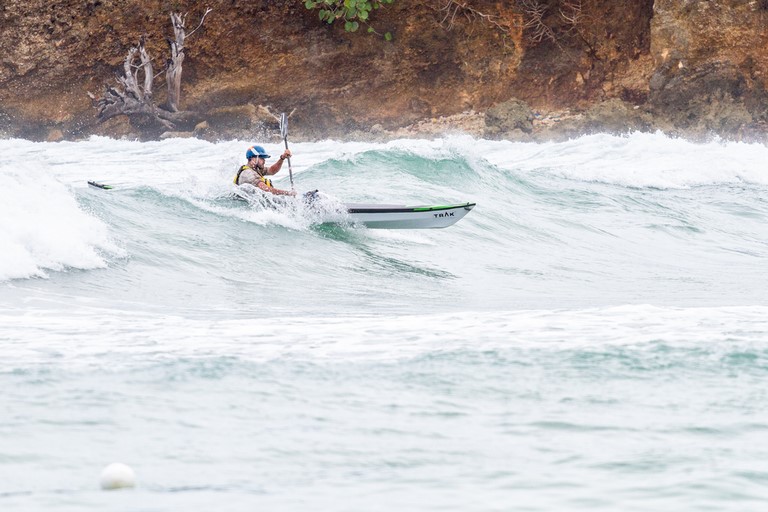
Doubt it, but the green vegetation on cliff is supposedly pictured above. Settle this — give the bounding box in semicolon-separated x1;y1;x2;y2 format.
304;0;394;39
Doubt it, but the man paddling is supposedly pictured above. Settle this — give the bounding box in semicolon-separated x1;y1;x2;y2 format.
234;145;295;196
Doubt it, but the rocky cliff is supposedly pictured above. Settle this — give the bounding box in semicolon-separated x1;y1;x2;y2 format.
0;0;766;142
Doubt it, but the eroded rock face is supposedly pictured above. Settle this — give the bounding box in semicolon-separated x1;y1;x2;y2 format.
650;62;760;137
0;0;529;140
648;0;768;139
483;0;768;142
0;0;766;141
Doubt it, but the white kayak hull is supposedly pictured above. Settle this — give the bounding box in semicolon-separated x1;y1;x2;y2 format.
87;181;476;230
342;202;476;229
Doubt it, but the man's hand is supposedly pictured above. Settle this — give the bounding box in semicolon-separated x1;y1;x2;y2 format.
280;149;292;161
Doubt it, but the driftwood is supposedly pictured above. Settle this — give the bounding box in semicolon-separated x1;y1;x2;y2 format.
165;9;211;112
88;36;173;130
88;8;212;134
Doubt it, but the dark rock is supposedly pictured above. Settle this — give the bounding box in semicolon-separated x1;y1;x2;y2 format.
583;99;654;133
46;128;65;142
484;99;534;139
649;62;764;140
195;104;279;141
193;121;209;137
532;100;653;141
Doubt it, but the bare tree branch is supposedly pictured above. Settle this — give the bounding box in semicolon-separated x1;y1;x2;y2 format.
165;13;185;112
518;0;557;43
187;7;212;39
557;0;598;57
89;8;212;135
436;0;519;34
94;36;161;125
118;47;141;101
560;0;584;29
139;39;153;101
165;8;212;112
430;0;521;51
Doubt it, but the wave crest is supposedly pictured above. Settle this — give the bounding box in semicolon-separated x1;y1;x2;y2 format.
0;167;123;281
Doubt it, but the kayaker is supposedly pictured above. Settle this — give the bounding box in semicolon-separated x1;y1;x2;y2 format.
234;145;295;196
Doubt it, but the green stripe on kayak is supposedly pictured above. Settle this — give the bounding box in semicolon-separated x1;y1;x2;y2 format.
412;203;472;212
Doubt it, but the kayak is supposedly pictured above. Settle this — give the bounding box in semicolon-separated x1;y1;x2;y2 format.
87;181;475;229
343;203;475;229
223;186;476;229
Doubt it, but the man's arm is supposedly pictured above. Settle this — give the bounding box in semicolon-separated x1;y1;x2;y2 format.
267;150;292;175
257;180;296;196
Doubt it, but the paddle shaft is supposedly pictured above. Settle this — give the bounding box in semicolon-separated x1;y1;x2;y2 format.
283;136;294;189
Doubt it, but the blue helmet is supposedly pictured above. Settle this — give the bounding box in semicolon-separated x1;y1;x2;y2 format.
246;145;270;160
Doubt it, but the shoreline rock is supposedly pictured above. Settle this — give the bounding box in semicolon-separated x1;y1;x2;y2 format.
319;98;768;145
4;100;766;146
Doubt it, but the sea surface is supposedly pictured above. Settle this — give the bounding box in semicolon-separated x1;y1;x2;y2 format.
1;133;767;511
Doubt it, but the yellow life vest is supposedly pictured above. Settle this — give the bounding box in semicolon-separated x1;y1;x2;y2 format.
234;165;272;187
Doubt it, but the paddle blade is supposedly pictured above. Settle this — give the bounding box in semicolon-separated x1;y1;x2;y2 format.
280;112;288;139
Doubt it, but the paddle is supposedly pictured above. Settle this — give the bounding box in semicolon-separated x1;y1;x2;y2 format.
279;112;294;190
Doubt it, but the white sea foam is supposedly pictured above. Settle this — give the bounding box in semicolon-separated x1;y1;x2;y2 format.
295;132;768;189
0;165;123;281
473;132;768;188
2;304;766;366
7;131;767;192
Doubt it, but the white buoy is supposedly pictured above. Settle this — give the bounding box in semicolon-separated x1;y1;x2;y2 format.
99;462;136;490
